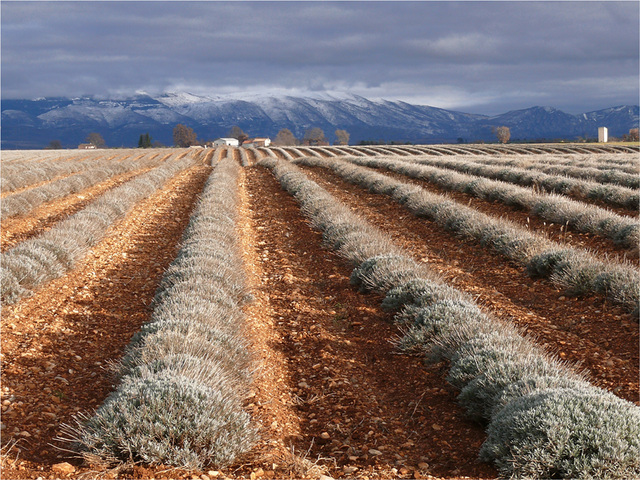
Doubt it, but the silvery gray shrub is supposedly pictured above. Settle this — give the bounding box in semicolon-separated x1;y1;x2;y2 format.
65;375;254;469
406;154;639;209
349;254;425;293
262;157;640;478
1;156;196;305
481;388;640;479
2;152;166;219
381;277;464;311
293;156;639;312
62;156;257;469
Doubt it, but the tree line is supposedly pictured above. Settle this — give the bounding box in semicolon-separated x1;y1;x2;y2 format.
44;125;638;150
272;128;350;146
172;124;351;147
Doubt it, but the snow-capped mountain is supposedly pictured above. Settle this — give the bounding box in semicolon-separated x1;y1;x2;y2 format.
1;92;638;149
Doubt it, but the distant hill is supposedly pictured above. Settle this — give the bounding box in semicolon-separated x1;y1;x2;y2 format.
1;92;638;149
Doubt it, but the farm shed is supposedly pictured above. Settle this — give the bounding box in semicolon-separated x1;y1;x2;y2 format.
253;137;271;147
242;137;271;148
213;138;240;147
78;143;96;149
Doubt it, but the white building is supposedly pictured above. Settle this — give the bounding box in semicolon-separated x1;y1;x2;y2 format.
598;127;608;143
213;138;239;147
253;137;271;147
242;137;271;148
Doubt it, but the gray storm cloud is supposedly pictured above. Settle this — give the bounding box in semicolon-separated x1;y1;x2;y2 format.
1;1;637;114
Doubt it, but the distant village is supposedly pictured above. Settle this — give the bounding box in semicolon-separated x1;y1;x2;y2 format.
73;124;637;150
209;137;271;148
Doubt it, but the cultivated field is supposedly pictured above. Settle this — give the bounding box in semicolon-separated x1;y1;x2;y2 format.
1;143;639;480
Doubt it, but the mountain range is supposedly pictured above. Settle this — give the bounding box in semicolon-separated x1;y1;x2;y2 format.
1;92;638;149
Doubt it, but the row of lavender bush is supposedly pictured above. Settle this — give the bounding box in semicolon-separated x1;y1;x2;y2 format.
260;157;640;479
462;154;639;183
449;150;639;169
1;150;63;164
1;155;197;305
403;154;639;210
337;155;639;248
1;151;168;220
294;156;639;313
407;143;638;158
1;150;133;193
60;156;256;469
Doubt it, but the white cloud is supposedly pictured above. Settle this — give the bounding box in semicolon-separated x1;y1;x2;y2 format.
407;33;502;60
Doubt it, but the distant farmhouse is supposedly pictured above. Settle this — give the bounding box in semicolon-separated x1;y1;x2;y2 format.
213;138;240;147
78;143;96;149
242;137;271;148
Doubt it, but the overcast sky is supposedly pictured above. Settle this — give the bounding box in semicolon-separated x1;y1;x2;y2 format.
1;1;638;114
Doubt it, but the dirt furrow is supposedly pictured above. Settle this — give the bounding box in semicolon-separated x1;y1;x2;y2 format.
235;164;497;479
413;159;639;216
0;153;115;198
0;165;212;479
298;165;639;404
232;147;242;163
233;167;305;478
1;167;157;252
364;164;639;262
1;172;80;200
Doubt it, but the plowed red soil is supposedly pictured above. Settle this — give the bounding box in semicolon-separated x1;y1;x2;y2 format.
1;165;213;479
0;154;110;200
234;165;496;480
1;150;637;480
296;165;639;403
1;167;158;252
360;164;638;263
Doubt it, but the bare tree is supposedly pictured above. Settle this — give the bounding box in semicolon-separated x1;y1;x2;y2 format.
303;127;327;146
173;124;198;147
273;128;298;146
494;126;511;144
627;128;639;142
86;132;106;148
335;129;350;145
45;140;63;150
228;126;249;145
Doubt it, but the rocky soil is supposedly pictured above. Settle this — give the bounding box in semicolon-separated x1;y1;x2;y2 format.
1;148;637;480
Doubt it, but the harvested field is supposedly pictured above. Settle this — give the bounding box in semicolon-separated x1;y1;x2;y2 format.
1;145;638;480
